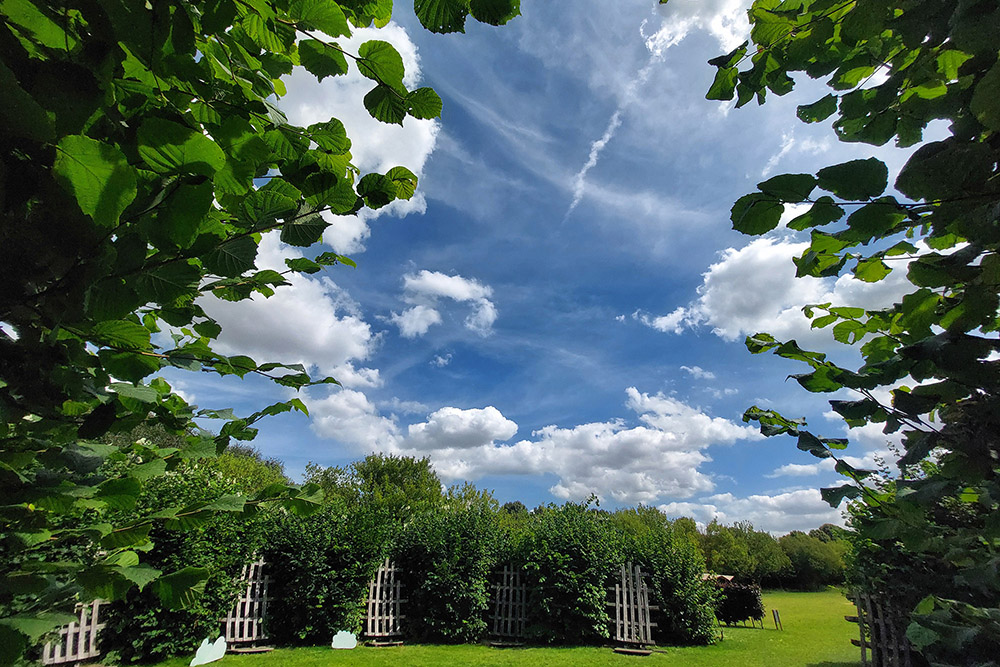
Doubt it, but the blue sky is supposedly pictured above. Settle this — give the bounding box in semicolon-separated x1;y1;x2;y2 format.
169;0;926;533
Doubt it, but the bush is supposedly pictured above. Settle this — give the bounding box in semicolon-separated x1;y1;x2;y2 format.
262;501;392;645
613;509;718;645
715;583;764;626
394;488;500;642
518;503;625;644
99;464;265;663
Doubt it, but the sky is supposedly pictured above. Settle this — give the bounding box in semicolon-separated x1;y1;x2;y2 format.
166;0;929;534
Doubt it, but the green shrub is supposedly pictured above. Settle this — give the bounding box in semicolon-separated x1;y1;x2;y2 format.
518;503;625;644
394;488;500;642
262;501;392;645
715;583;764;626
612;509;718;645
99;464;265;663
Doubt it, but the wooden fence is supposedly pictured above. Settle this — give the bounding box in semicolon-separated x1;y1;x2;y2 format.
607;563;657;645
847;591;917;667
365;558;405;638
222;557;271;647
41;599;106;666
489;564;527;639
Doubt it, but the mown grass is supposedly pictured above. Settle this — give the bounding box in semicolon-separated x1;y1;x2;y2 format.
148;588;858;666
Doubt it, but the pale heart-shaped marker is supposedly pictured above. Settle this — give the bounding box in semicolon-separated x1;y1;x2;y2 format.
331;630;357;649
190;636;227;666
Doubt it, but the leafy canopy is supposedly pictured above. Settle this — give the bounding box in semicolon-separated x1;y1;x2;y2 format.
0;0;518;661
705;0;1000;662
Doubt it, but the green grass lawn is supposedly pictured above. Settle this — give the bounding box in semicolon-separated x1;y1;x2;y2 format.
148;589;858;667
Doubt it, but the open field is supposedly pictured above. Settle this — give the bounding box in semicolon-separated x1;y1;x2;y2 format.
149;589;858;667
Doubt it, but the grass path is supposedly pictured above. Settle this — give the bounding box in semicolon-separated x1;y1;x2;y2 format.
150;588;858;666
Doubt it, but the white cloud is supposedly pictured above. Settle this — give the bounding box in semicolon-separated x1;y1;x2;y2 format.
390;270;498;337
431;353;452;367
681;365;716;380
660;488;845;534
407;406;518;451
280;22;439;254
565;1;748;218
307;385;762;505
638;236;915;346
309;388;400;448
204;234;376;377
390;304;442;338
760;131;832;177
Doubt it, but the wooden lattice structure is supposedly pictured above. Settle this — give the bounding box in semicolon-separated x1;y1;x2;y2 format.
847;591;916;667
223;557;271;648
489;564;528;639
607;563;657;646
365;558;405;638
41;599;106;665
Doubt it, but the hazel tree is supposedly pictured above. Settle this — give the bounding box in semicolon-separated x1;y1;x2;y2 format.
697;0;1000;661
0;0;518;662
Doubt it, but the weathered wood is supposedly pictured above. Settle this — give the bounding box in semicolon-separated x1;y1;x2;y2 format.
365;558;405;638
852;591;915;667
223;557;271;647
41;599;106;665
489;564;527;639
608;563;655;646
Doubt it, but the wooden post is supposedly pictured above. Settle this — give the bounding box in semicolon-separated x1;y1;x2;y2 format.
772;608;783;631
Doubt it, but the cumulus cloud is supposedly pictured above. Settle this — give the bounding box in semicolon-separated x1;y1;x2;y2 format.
660;488;846;534
204;234;376;378
280;22;439;254
637;236;915;347
389;270;498;337
307;385;762;505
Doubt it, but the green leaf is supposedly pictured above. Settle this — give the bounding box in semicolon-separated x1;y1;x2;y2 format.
363;85;407;124
357;173;396;209
119;564;162;590
100;523;152;549
816;158;888;201
92;320;152;351
136;261;201;303
298;39;349;80
0;612;78;642
706;67;738;101
289;0;350;36
757;173;816;201
204;237;259;277
302;172;358;213
155;567;209;610
853;257;891;282
109;382;159;403
281;211;329;246
971;59;1000;131
308;119;352;153
137;118;226;176
358;40;405;89
730;192;783;235
842;198;906;243
796;94;837;123
406;87;443;119
469;0;519;25
414;0;470;33
285;257;322;274
160;181;215;248
786;196;844;231
385;166;418;200
820;484;862;506
205;494;246;511
53;136;137;227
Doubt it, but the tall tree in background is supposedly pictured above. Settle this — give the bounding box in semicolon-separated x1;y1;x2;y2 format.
700;0;999;661
0;0;519;662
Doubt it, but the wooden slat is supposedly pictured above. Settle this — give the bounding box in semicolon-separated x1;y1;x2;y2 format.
223;557;270;647
365;559;404;638
42;600;106;665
